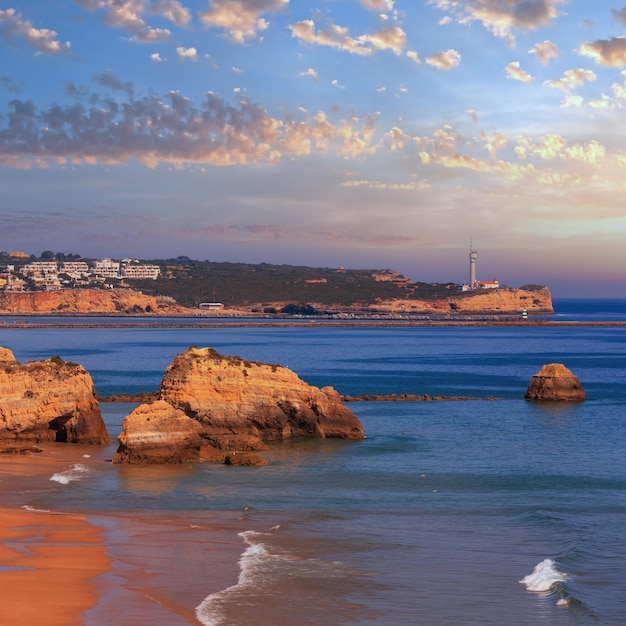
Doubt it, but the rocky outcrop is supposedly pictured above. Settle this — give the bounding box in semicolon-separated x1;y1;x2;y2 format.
525;363;586;402
113;347;364;464
224;452;268;466
0;349;111;445
0;288;191;315
367;287;553;315
113;400;223;464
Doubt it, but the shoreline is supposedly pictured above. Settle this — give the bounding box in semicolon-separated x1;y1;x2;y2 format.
0;448;252;626
1;318;626;329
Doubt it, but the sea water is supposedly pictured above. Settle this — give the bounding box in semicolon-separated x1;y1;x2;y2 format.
1;300;626;624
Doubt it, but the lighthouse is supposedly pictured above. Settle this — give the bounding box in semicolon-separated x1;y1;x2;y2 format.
469;243;478;289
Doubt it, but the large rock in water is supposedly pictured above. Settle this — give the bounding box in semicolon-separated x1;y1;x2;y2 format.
0;349;111;445
525;363;585;402
113;347;364;464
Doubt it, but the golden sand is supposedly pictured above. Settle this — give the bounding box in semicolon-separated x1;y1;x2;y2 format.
0;507;110;626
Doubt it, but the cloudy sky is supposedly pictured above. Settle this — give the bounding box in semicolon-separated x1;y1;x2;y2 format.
2;1;626;296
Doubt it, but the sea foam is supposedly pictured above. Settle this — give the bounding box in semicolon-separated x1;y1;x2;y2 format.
50;463;89;485
519;558;568;593
195;530;271;626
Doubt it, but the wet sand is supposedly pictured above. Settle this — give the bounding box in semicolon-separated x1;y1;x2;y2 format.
0;451;247;625
0;506;109;626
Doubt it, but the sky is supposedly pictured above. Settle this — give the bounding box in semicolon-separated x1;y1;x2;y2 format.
1;1;626;297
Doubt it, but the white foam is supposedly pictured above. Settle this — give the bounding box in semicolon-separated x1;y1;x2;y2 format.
21;504;51;513
519;558;568;593
50;463;89;485
195;530;273;626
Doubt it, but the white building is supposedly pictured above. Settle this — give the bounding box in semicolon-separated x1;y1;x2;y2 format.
60;261;90;278
92;258;121;278
475;279;499;289
121;263;160;280
21;261;58;276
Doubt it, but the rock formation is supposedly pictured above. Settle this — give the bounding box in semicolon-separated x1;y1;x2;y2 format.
525;363;586;402
0;349;111;445
113;347;364;464
113;400;222;464
0;288;191;315
371;287;553;316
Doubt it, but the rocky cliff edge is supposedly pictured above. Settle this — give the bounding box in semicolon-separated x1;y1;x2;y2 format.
370;287;553;315
0;288;191;315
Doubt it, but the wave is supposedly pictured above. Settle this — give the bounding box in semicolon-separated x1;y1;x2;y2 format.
195;530;274;626
195;529;355;626
518;557;590;614
519;558;568;593
21;504;51;513
49;463;89;485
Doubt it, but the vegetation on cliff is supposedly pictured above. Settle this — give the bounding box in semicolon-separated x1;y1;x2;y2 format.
1;251;551;314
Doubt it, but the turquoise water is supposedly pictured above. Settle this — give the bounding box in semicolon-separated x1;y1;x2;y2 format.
1;304;626;624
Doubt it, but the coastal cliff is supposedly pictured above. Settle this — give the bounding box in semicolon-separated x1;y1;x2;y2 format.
0;285;552;316
113;347;364;464
0;288;191;315
0;348;110;445
352;287;553;315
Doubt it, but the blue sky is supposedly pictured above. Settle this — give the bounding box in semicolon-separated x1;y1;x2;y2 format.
2;1;626;296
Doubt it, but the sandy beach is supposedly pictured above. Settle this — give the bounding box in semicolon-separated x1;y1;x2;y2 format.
0;449;247;626
0;506;109;626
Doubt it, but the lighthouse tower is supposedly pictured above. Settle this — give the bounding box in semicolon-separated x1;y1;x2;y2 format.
469;242;478;289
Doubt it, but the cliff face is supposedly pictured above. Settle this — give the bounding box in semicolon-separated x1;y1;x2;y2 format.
113;347;364;464
0;349;111;445
372;287;553;315
0;288;191;315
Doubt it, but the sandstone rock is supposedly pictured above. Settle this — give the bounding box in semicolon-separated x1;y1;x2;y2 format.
224;452;268;466
525;363;586;402
0;347;16;364
159;347;365;444
113;347;364;464
0;288;191;315
113;400;222;464
0;352;110;444
360;287;553;315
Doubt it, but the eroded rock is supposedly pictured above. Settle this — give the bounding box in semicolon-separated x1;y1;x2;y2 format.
525;363;586;402
113;400;222;464
113;346;364;464
0;351;110;444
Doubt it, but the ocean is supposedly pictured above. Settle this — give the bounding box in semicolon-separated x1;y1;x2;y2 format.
1;298;625;625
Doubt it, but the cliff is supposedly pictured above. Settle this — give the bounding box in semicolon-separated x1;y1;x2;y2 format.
0;349;111;445
365;287;553;315
0;288;192;315
113;346;365;464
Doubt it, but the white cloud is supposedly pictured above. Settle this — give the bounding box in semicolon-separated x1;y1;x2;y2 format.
0;8;71;55
425;49;461;70
544;68;596;93
357;0;394;11
176;46;198;61
300;68;318;80
200;0;288;44
406;50;420;64
430;0;564;44
0;77;383;169
289;19;406;56
577;37;626;67
75;0;176;42
529;40;559;64
505;61;534;83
